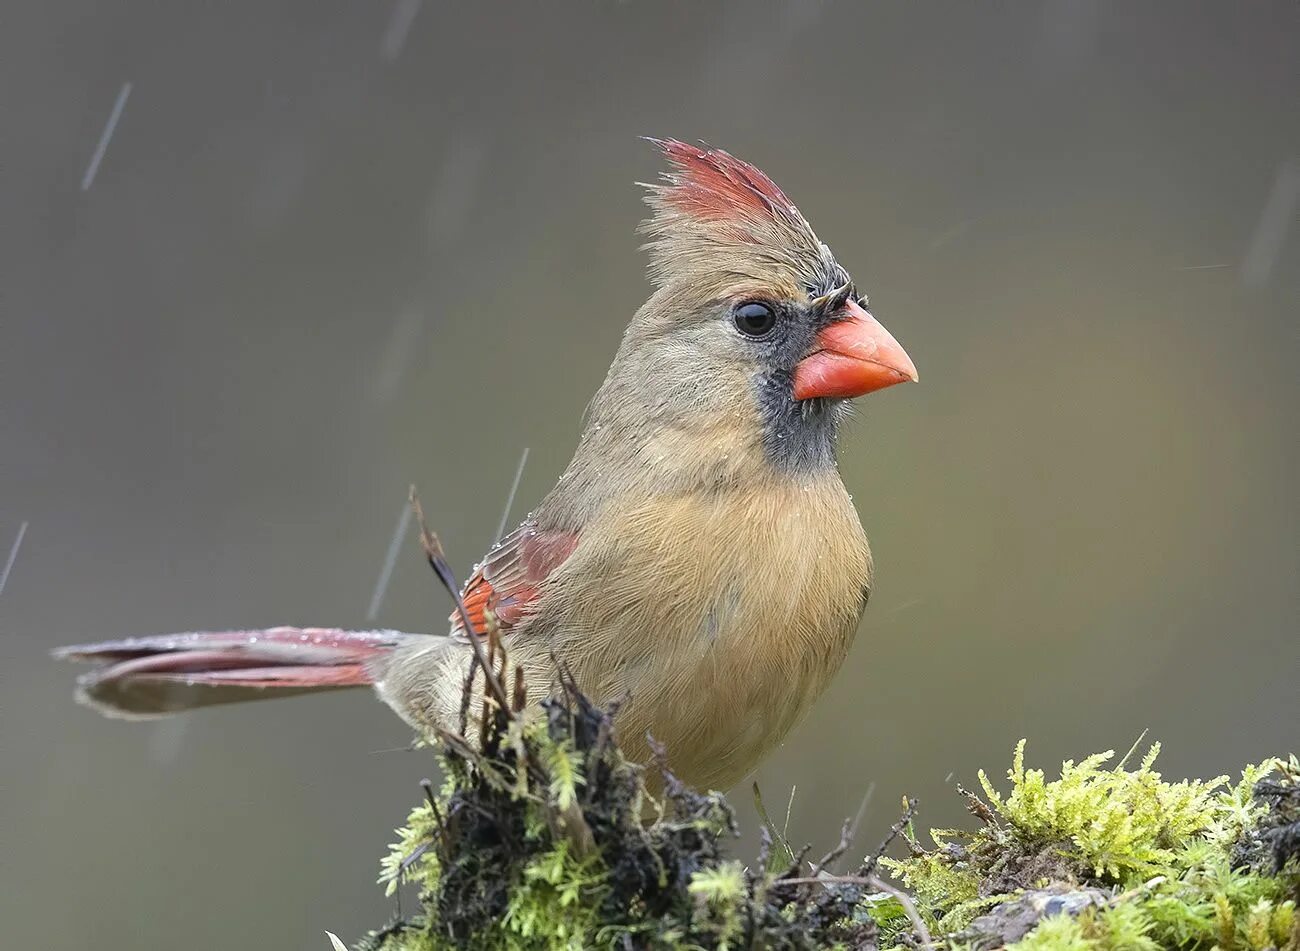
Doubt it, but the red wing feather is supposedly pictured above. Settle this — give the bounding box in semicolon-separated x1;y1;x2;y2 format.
453;525;578;638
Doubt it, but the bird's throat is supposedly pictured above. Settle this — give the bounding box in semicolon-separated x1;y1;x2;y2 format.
755;375;842;474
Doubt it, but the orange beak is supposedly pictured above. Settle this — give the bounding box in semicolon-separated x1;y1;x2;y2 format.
792;300;918;400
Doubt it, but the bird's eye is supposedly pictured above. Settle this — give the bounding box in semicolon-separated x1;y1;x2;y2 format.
733;301;777;338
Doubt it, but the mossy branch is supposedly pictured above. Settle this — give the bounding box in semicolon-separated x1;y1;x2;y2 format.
335;499;1298;951
341;680;1297;951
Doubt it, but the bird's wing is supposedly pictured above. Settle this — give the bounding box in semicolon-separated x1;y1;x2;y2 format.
451;524;579;639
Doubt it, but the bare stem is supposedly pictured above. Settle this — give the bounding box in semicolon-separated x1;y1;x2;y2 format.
409;485;510;712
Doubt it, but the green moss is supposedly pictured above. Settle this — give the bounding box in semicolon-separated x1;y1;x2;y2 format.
975;741;1242;881
501;844;607;948
1093;901;1159;951
687;861;747;950
1010;913;1099;951
350;676;885;950
344;699;1297;951
886;741;1298;951
881;848;989;932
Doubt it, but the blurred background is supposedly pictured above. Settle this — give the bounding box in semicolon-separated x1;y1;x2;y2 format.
2;2;1297;948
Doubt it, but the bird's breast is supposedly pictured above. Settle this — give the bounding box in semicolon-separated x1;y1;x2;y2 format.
524;475;872;789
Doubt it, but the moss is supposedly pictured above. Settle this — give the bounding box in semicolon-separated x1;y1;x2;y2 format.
882;847;989;932
975;741;1236;881
1010;913;1099;951
343;693;1296;951
350;673;886;950
687;861;747;949
501;843;607;948
886;741;1298;951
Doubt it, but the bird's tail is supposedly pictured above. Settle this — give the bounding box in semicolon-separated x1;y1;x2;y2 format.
53;627;419;719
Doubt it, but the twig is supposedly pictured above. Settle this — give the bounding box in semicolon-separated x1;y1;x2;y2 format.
590;693;625;763
420;778;439;812
421;778;449;850
957;783;997;826
458;653;476;736
409;486;509;711
848;796;920;884
809;818;854;878
768;874;933;951
512;665;527;714
398;839;434;876
479;613;506;748
771;874;876;887
393;777;450;912
432;731;518;800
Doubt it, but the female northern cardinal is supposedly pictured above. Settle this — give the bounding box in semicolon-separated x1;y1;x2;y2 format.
56;139;917;791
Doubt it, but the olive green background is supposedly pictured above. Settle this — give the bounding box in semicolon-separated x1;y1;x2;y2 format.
2;3;1296;949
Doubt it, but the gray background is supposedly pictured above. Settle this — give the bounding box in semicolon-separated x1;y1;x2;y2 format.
2;2;1296;949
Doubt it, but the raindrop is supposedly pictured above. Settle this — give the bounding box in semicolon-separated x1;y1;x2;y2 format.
81;81;132;191
0;520;28;598
379;0;423;63
1242;160;1300;289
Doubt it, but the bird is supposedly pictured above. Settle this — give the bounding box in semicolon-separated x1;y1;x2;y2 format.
55;139;917;792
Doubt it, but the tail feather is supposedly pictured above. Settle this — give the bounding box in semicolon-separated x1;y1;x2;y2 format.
54;627;419;719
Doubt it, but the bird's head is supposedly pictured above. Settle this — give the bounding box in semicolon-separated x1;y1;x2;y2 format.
591;139;917;477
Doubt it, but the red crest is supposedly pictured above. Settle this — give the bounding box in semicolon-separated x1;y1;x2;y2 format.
648;138;797;224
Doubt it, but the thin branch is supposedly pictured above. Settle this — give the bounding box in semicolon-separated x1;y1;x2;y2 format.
420;778;440;812
957;783;998;826
458;659;476;736
770;874;874;886
398;839;434;876
409;486;509;711
512;665;527;714
852;797;920;882
768;874;933;951
809;818;854;878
